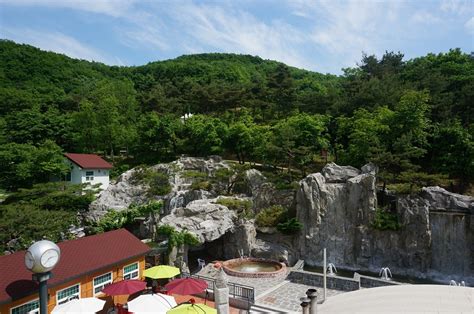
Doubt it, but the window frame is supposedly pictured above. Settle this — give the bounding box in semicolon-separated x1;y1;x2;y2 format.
56;283;81;305
85;170;94;181
10;298;39;314
93;272;113;296
123;262;139;280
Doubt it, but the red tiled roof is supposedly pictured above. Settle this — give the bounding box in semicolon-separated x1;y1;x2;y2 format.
0;229;150;305
65;153;113;169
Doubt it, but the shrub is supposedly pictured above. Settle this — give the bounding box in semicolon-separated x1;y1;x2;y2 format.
371;207;401;231
130;167;171;196
90;201;163;233
190;180;212;190
157;224;200;252
255;205;287;227
216;198;253;218
277;218;303;234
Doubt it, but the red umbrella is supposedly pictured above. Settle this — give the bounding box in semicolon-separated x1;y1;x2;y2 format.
165;278;208;295
102;279;146;296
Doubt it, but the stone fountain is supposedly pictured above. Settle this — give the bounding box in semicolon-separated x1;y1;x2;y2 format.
379;267;392;280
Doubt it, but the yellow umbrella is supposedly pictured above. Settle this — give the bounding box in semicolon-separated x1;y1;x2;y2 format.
167;303;217;314
144;265;180;279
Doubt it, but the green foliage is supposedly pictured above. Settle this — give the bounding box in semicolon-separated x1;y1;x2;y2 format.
263;170;301;191
190;180;212;191
386;171;451;194
216;197;253;218
0;140;69;190
3;182;96;211
89;201;163;233
130;167;171;196
255;205;287;227
0;182;90;252
0;40;472;193
371;207;401;231
0;203;77;252
156;224;200;252
277;218;303;234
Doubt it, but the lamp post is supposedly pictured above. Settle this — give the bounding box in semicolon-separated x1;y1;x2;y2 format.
25;240;61;314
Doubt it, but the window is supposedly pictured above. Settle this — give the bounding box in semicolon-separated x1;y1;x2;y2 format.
123;262;139;280
85;170;94;181
10;299;39;314
57;283;80;305
93;272;112;295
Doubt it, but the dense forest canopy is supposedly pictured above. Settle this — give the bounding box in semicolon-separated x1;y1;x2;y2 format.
0;39;472;192
0;39;473;252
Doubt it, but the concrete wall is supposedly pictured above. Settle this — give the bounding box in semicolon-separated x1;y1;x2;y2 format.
66;160;110;190
287;270;360;292
79;168;110;190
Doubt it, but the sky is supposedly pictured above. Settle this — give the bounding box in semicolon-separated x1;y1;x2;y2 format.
0;0;473;74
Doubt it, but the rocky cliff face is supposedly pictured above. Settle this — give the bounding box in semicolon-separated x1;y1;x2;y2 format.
296;163;473;284
91;158;472;284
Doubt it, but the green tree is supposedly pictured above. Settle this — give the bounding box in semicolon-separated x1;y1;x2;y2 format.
269;113;329;174
430;120;474;185
178;114;228;156
0;140;68;190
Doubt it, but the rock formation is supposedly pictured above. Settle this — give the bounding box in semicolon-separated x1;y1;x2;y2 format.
159;199;237;243
296;163;473;285
90;158;473;285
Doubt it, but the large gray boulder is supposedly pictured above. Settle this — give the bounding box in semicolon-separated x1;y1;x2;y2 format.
159;199;237;243
244;169;267;195
321;162;361;183
421;186;473;212
89;168;149;211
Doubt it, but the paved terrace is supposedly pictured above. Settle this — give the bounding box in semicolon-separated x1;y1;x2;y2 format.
196;264;343;313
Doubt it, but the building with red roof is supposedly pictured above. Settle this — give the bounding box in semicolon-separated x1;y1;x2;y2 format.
0;229;150;314
64;153;113;190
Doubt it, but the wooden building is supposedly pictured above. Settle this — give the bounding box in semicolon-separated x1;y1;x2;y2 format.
0;229;150;314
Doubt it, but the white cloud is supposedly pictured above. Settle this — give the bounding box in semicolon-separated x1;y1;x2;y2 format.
307;1;388;67
0;0;137;17
2;27;110;63
440;0;472;15
465;17;474;33
411;11;443;24
170;3;313;69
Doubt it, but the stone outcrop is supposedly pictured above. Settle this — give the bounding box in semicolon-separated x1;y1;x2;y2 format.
159;199;237;243
252;183;295;213
91;158;473;285
321;162;361;183
296;162;473;285
420;186;473;212
90;169;149;212
90;156;231;213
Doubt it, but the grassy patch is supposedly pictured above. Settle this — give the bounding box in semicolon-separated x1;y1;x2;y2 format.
216;197;253;218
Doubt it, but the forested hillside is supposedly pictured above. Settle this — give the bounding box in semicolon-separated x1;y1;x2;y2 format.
0;39;473;193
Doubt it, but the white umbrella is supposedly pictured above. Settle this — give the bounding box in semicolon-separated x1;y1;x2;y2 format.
127;293;177;314
52;297;105;313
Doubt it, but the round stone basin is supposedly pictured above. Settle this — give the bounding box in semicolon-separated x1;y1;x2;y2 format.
222;258;286;278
